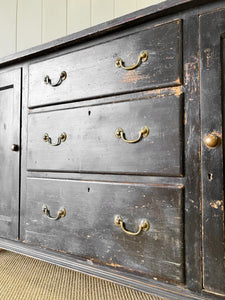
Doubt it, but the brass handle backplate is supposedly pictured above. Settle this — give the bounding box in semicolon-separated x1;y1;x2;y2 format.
115;126;149;143
115;51;148;70
42;205;66;221
43;132;67;146
44;71;67;87
114;215;150;236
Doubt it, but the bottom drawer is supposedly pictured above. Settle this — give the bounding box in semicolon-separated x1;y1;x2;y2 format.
23;178;184;283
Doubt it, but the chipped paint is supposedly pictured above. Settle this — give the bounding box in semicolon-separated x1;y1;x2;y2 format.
105;262;122;268
184;61;197;101
144;86;182;98
122;70;150;84
210;200;223;209
204;48;214;68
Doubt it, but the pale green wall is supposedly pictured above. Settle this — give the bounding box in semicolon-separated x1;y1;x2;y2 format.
0;0;164;58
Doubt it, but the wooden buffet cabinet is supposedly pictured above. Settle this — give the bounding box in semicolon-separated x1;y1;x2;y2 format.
0;0;224;299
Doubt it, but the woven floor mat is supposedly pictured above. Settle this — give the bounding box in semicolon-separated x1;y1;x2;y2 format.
0;249;165;300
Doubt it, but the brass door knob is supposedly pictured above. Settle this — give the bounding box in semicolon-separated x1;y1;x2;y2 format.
204;134;219;148
11;144;19;151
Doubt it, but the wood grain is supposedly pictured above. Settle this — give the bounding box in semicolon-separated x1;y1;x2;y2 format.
28;19;182;107
24;177;184;283
27;93;183;176
200;8;225;295
0;1;224;299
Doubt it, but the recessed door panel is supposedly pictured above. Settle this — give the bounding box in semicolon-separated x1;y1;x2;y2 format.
0;69;21;240
200;9;225;295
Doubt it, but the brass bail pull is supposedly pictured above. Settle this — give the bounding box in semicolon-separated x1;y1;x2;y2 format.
115;126;149;143
115;51;148;70
44;71;67;87
43;132;67;146
114;215;150;236
42;205;66;221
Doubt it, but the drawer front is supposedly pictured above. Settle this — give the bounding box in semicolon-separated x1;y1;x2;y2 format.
27;93;183;176
24;178;184;283
28;20;182;107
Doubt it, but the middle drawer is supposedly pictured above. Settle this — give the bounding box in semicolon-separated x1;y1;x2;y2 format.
27;92;183;176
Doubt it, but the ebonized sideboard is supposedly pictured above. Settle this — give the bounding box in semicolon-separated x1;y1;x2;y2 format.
0;0;224;299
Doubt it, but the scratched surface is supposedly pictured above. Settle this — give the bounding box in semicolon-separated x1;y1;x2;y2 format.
23;178;184;283
200;8;225;295
0;69;21;241
28;19;182;108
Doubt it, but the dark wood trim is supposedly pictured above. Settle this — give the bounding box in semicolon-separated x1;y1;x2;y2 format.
200;8;225;295
182;11;202;292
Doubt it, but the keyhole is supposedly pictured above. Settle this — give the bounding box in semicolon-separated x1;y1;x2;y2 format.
207;173;213;181
88;111;91;116
88;187;90;192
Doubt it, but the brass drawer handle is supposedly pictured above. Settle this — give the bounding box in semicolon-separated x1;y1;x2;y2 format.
44;71;67;87
114;215;150;236
115;126;149;143
42;205;66;221
115;51;148;70
43;132;67;146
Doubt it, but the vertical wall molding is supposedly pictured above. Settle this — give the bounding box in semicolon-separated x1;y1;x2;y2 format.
16;0;18;53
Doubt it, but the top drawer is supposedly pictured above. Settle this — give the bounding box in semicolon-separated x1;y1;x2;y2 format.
28;20;182;108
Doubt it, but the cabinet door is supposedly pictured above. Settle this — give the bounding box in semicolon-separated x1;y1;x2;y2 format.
200;9;225;295
0;69;21;240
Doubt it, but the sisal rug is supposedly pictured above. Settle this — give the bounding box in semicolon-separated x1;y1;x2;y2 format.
0;249;164;300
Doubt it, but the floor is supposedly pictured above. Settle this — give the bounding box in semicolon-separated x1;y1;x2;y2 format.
0;249;165;300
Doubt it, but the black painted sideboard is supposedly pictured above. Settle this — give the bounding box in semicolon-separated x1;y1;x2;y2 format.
0;0;224;299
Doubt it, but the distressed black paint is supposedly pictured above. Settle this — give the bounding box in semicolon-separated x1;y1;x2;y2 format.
0;0;224;299
28;20;182;107
0;69;21;240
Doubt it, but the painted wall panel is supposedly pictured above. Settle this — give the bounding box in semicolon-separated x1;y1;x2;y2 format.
0;0;165;58
91;0;114;26
67;0;91;34
115;0;136;17
137;0;163;9
42;0;67;43
17;0;42;51
0;0;17;57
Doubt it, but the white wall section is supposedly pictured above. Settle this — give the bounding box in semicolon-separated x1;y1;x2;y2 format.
0;0;164;58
